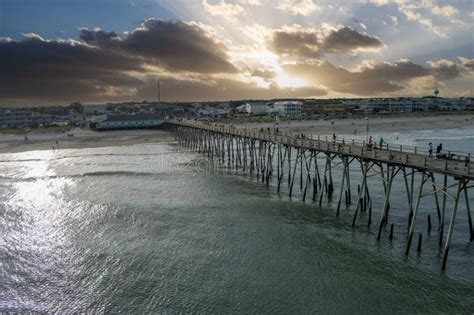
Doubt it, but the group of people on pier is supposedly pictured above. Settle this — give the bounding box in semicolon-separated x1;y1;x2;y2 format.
367;136;385;150
428;142;445;159
205;122;469;164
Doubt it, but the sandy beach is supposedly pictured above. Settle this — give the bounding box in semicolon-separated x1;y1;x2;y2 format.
0;128;175;154
1;114;473;154
235;114;474;135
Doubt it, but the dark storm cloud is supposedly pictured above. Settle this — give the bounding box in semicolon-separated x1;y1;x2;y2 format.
0;33;144;103
0;19;238;104
284;60;428;95
268;26;383;59
80;19;237;73
321;26;383;52
135;77;327;101
269;30;320;58
0;29;322;105
0;34;140;78
428;59;469;81
79;28;118;47
121;19;237;73
460;58;474;71
250;68;278;80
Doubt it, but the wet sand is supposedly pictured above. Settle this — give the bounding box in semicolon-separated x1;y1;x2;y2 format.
0;128;175;154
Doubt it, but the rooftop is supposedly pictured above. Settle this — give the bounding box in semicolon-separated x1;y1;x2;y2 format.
103;114;161;122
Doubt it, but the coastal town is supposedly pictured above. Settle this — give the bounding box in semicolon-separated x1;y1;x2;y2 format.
1;96;473;131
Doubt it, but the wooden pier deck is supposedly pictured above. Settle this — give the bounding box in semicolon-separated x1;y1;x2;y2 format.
168;120;473;180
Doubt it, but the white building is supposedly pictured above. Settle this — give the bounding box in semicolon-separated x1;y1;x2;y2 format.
96;114;164;130
239;102;269;115
236;104;248;113
250;102;269;115
273;101;302;116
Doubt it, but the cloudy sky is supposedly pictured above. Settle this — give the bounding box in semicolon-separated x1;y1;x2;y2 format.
1;0;473;106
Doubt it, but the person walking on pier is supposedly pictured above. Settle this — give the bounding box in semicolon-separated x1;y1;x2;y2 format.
379;137;384;149
428;142;433;157
436;143;443;159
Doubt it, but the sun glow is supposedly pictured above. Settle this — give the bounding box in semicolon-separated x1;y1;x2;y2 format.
275;74;308;88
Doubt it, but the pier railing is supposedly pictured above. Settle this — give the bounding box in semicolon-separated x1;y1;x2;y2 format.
168;120;473;179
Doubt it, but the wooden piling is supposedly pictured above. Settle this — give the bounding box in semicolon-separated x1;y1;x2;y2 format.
417;234;422;253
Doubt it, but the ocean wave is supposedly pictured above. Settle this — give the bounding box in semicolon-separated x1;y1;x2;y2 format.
79;171;160;177
0;151;179;163
0;171;161;181
0;158;43;163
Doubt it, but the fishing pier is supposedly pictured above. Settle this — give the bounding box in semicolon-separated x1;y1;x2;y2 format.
166;120;473;270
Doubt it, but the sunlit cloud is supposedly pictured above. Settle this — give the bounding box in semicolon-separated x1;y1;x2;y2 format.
275;73;308;88
1;0;473;105
202;0;244;18
277;0;320;16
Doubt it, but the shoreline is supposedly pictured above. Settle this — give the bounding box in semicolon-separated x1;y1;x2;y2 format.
0;129;176;154
233;114;474;135
0;114;473;154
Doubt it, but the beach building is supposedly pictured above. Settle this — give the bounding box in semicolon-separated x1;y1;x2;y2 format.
31;114;55;126
95;114;164;130
341;97;470;113
0;110;55;128
0;110;33;128
83;104;108;116
238;101;269;115
273;101;302;116
302;99;346;114
461;97;474;110
247;101;269;115
196;106;230;119
236;104;248;113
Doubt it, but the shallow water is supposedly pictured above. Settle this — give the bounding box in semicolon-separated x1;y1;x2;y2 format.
0;127;473;312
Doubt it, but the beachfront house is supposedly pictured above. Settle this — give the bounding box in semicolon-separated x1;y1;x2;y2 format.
302;99;347;114
83;104;108;116
95;114;164;130
249;101;269;115
0;109;56;128
273;101;302;116
0;110;33;128
238;101;269;115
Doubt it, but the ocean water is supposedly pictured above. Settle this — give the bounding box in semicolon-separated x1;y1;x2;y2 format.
335;124;474;153
0;127;473;313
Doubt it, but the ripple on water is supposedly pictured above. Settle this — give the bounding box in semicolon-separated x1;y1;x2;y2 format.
0;141;473;312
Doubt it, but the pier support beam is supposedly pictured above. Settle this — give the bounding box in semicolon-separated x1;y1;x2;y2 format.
406;172;428;255
464;184;473;242
377;165;396;240
352;161;369;227
336;157;349;216
439;175;448;246
441;180;464;270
